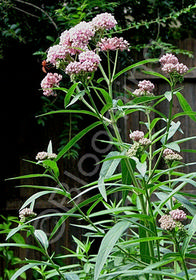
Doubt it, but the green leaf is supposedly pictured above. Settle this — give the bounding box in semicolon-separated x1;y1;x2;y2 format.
113;58;159;81
176;91;196;122
121;159;135;204
142;70;171;85
67;90;85;108
64;274;80;280
165;142;181;152
10;263;38;280
47;140;53;154
164;91;173;102
98;151;121;201
34;229;49;250
19;190;61;211
92;87;112;105
6;173;56;181
182;214;196;255
57;121;101;161
64;83;79;108
42;160;59;178
37;109;97;118
94;221;130;280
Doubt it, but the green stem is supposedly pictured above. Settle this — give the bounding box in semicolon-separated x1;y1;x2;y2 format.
173;236;190;280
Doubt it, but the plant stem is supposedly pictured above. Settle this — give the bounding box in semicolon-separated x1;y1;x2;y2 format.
173;236;190;280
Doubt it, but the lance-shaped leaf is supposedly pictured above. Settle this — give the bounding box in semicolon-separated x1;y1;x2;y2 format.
94;220;130;280
98;151;121;201
34;229;49;250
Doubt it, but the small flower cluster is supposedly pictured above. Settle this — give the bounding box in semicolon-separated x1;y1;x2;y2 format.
129;130;151;145
41;73;62;96
35;151;57;161
91;12;117;31
163;148;183;162
133;80;155;97
159;209;187;231
19;208;36;222
129;130;144;141
127;130;151;158
46;45;70;66
97;37;129;52
159;53;188;75
170;209;187;221
66;50;101;75
159;214;176;231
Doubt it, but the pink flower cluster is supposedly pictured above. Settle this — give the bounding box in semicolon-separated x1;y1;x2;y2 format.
41;73;62;96
133;80;155;96
129;130;144;141
35;151;57;161
46;45;69;65
66;50;101;75
97;37;129;52
163;148;183;161
159;53;188;74
169;209;187;221
60;22;94;55
159;209;187;231
159;215;176;231
91;12;117;30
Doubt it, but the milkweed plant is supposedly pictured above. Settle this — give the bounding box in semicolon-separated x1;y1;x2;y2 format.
3;12;196;280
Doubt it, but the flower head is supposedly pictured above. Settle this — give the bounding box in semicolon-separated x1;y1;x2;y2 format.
138;80;155;92
60;22;94;55
91;13;117;30
129;130;144;142
66;51;101;75
46;45;69;65
163;148;183;162
97;37;129;51
19;208;36;222
79;51;101;64
159;215;176;231
36;151;57;161
159;53;179;65
159;53;188;75
133;80;155;97
169;209;187;221
41;73;62;96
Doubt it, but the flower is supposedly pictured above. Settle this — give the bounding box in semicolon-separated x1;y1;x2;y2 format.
127;142;140;158
19;208;36;222
41;73;62;96
97;37;129;51
91;13;117;30
65;61;82;75
79;51;101;64
46;45;69;65
66;51;101;75
129;130;144;142
139;138;151;146
35;151;48;161
133;80;155;97
163;148;183;161
36;151;57;161
60;22;95;55
169;209;187;221
159;53;179;65
138;80;155;92
159;53;188;75
159;214;176;231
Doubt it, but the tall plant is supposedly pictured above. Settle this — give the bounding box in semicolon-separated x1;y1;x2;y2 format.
3;12;196;280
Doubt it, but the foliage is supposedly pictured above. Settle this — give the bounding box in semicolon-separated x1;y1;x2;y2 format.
2;4;196;280
0;216;26;280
